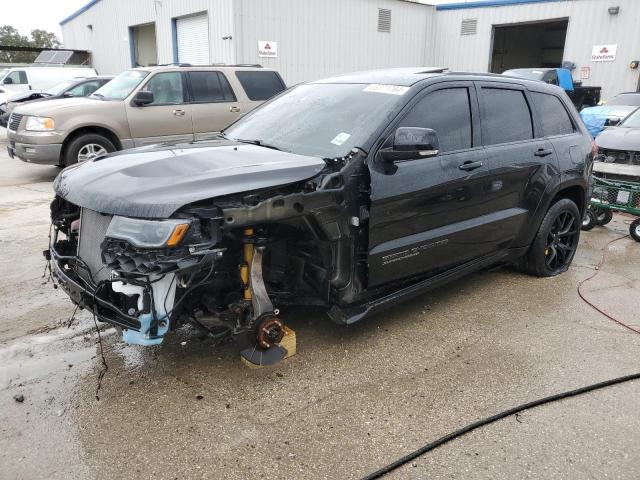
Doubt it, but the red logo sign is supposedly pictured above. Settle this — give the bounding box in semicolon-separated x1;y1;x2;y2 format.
599;47;609;54
264;43;271;50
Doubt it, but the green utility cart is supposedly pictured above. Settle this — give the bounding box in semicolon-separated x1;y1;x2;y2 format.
582;176;640;241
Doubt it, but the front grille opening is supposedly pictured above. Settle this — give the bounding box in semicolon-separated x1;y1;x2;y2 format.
78;208;113;284
8;113;22;131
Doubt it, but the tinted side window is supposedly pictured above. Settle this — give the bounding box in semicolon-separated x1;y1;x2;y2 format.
399;88;472;152
480;88;533;145
8;70;27;84
530;92;575;136
188;71;235;102
235;71;286;101
142;72;185;105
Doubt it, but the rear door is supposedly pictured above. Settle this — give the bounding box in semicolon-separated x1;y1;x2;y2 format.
476;82;557;249
368;82;493;287
126;71;194;146
529;89;586;197
186;70;241;140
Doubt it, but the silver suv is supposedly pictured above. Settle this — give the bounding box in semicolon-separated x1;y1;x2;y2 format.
6;64;286;166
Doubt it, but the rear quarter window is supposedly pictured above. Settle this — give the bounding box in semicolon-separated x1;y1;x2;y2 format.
235;71;286;101
480;87;533;145
530;92;575;136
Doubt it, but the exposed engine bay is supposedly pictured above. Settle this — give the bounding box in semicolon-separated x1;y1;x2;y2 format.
47;147;369;366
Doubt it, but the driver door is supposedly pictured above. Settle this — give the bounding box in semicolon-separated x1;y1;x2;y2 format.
368;83;493;287
126;71;194;146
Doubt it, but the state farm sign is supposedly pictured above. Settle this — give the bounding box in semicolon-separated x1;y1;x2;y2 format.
591;44;617;62
258;41;278;58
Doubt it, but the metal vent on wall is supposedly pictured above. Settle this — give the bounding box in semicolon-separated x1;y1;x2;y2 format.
378;8;391;33
460;18;478;35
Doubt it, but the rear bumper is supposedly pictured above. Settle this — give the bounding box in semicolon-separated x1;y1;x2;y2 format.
49;244;142;332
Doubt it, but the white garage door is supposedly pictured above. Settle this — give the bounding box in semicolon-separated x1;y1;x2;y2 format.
176;13;210;65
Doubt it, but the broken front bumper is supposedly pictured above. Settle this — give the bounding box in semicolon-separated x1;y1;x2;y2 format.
49;243;176;345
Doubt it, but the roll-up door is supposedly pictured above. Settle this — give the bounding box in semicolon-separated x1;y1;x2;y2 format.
176;13;210;65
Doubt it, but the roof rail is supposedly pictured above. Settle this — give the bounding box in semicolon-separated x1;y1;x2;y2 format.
151;63;263;68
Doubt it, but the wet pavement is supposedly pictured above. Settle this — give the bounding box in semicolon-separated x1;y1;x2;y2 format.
1;127;639;479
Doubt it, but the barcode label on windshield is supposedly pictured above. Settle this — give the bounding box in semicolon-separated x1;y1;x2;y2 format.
363;84;409;95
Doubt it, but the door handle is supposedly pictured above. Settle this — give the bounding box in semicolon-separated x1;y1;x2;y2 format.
173;109;186;116
459;160;483;171
229;106;241;113
534;148;553;157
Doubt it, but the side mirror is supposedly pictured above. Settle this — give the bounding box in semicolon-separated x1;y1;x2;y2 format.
382;127;440;162
3;77;13;85
62;92;74;98
132;90;154;106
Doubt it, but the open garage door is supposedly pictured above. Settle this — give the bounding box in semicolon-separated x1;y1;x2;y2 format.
176;13;210;65
490;19;568;73
131;23;157;67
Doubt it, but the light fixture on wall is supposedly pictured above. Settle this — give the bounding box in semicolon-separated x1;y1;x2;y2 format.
222;35;232;40
608;6;620;14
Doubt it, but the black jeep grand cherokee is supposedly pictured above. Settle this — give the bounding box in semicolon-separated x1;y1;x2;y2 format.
48;68;594;365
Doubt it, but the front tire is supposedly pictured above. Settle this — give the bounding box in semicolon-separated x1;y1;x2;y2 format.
63;133;116;166
520;198;581;277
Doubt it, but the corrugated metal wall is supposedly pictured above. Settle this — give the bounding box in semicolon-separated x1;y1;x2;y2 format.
61;0;236;75
433;0;640;100
233;0;436;84
61;0;435;85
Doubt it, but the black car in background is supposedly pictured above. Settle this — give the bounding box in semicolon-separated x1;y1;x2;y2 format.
48;69;594;366
0;76;113;127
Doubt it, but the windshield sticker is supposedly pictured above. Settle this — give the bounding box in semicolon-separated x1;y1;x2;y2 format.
363;84;409;96
331;132;351;146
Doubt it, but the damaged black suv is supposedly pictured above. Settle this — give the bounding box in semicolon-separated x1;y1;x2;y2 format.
48;68;593;365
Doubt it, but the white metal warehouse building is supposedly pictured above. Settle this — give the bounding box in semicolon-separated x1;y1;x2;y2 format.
60;0;640;99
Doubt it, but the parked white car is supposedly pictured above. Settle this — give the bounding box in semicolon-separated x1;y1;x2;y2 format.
0;67;98;104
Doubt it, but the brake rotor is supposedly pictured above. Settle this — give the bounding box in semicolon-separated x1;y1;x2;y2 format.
256;315;285;349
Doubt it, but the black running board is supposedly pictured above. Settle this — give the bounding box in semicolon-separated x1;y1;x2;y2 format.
328;248;526;325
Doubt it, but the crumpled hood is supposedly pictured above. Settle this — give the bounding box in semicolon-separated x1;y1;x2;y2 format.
596;126;640;151
13;97;106;116
54;140;326;218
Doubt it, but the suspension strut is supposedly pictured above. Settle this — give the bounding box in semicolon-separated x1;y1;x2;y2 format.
237;228;287;366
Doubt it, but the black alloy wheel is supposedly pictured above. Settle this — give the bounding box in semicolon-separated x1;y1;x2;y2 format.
544;210;580;273
519;198;581;277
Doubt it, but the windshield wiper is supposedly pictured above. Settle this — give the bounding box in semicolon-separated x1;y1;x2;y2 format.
234;138;281;151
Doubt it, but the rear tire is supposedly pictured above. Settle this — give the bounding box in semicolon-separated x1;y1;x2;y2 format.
520;198;581;277
630;219;640;242
581;208;597;231
63;133;116;166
